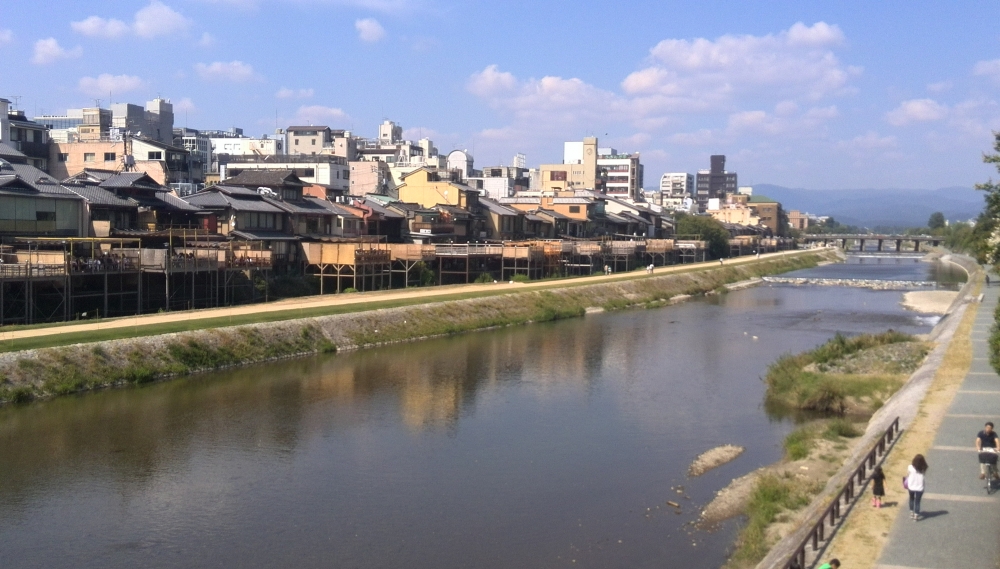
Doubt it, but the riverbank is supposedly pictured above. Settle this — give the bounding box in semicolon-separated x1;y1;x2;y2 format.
750;253;980;569
0;251;835;405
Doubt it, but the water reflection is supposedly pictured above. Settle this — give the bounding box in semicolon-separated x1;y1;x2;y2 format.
0;260;954;569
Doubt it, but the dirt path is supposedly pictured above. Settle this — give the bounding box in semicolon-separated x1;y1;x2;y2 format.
0;249;816;343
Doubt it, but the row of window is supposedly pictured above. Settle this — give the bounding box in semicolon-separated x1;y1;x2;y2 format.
57;151;169;162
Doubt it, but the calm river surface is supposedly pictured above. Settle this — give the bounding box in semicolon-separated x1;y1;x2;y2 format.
0;256;963;569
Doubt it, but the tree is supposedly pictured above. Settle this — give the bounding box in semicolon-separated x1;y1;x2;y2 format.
675;214;730;259
928;212;946;230
975;131;1000;264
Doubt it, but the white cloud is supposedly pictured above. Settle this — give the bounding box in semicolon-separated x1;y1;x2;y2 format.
623;21;860;105
78;74;146;97
71;16;130;39
174;98;196;113
837;131;897;151
354;18;385;42
276;87;315;99
195;60;258;82
292;105;348;124
926;81;953;93
973;59;1000;80
0;29;11;45
885;99;948;126
31;38;82;65
467;65;517;97
134;1;191;38
73;2;190;40
198;32;216;47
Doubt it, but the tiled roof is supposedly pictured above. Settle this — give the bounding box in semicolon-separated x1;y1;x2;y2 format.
184;190;286;213
64;184;137;207
479;197;520;216
499;197;541;204
551;197;591;204
0;142;27;161
358;199;405;219
224;170;305;187
266;197;334;215
748;195;778;203
99;172;164;191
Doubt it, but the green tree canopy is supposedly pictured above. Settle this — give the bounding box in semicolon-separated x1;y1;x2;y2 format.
975;131;1000;264
928;212;946;230
675;214;731;259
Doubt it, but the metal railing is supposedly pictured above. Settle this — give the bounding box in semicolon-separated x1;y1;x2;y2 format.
783;417;901;569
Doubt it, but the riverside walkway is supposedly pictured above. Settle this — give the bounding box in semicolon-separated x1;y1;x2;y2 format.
875;283;1000;569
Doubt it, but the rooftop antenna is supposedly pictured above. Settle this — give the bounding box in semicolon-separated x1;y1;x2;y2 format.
93;98;102;108
9;95;21;110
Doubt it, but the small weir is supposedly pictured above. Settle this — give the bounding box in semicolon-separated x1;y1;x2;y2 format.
761;276;939;289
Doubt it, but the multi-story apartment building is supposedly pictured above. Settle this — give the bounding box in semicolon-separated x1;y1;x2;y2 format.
110;98;174;143
597;148;642;200
695;155;737;213
35;107;113;143
173;127;212;187
659;173;694;197
1;99;50;170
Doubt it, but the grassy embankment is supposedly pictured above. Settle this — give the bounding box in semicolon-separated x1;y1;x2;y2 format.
0;253;829;405
989;299;1000;375
725;331;930;568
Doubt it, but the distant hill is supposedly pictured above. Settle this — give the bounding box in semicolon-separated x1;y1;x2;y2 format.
753;184;984;229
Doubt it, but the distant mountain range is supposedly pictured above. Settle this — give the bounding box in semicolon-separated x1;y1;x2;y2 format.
752;184;985;229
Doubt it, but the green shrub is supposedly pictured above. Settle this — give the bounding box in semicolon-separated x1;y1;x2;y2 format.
731;474;814;564
474;273;494;283
824;418;861;439
511;274;531;283
783;426;814;460
342;287;358;293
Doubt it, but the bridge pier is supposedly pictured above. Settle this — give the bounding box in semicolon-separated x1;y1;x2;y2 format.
877;239;883;252
914;240;920;252
859;239;866;252
896;239;902;252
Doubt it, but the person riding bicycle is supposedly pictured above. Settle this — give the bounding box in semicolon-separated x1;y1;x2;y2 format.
976;421;999;480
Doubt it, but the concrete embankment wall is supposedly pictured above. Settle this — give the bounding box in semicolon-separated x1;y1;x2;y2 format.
0;251;836;405
755;253;981;569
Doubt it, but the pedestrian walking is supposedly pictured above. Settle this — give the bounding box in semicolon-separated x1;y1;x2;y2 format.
817;560;840;569
987;274;991;287
906;454;928;520
871;465;885;508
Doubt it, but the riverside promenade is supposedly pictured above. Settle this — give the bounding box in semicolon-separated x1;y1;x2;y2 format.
875;283;1000;569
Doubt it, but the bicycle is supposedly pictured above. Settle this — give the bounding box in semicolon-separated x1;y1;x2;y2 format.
979;448;998;494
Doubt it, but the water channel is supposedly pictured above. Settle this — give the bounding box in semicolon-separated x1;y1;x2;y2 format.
0;256;965;569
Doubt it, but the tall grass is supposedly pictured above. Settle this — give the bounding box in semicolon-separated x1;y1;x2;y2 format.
764;331;919;413
729;474;814;565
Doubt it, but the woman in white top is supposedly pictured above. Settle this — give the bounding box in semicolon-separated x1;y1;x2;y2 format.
907;454;928;520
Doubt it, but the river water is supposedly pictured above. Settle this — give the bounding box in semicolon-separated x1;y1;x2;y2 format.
0;256;964;569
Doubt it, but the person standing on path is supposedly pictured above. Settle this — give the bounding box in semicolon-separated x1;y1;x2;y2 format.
871;465;886;508
817;560;840;569
976;421;999;480
907;454;928;520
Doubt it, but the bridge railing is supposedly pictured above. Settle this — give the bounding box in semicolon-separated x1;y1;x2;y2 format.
782;417;900;569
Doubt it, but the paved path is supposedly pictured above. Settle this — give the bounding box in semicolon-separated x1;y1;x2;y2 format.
874;282;1000;569
0;249;814;343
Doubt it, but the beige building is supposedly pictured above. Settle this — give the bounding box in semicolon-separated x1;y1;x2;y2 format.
348;160;393;196
49;139;188;185
395;167;480;210
538;137;598;191
788;210;810;230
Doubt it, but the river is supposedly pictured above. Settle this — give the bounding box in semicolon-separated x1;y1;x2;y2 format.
0;256;963;569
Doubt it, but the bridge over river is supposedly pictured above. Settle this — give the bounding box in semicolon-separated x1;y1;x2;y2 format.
800;234;942;252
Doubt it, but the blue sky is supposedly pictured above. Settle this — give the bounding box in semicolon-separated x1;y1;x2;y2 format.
2;0;1000;190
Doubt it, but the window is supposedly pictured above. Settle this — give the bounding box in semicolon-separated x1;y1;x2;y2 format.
569;205;581;214
311;139;316;146
148;151;162;160
58;153;68;162
36;211;57;221
104;152;116;162
549;171;567;182
83;153;95;163
295;139;300;145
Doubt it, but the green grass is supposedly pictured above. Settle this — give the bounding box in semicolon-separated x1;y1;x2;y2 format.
989;298;1000;375
764;331;918;413
783;425;816;460
729;473;815;565
823;417;862;439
